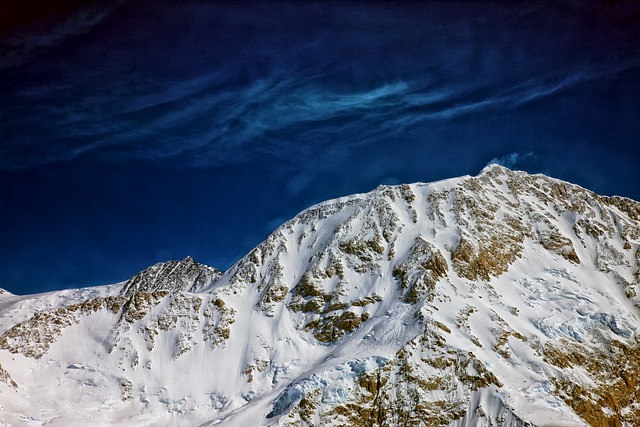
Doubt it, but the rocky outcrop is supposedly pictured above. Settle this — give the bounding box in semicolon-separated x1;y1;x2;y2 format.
120;256;222;297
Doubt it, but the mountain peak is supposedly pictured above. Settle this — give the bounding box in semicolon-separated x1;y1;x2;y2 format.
120;256;222;297
478;162;513;175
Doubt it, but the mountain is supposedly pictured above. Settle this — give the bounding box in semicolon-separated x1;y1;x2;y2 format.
0;164;639;427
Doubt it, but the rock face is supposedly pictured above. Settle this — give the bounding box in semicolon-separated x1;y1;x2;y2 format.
0;164;639;427
120;256;223;297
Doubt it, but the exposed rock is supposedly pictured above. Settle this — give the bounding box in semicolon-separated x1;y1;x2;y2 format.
0;363;17;388
120;256;222;297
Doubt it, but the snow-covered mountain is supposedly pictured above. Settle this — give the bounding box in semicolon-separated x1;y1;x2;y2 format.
1;164;639;427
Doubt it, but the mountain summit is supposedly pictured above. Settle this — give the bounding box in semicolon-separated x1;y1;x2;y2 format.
1;165;639;426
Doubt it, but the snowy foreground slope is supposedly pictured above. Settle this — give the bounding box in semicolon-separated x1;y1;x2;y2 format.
1;165;639;427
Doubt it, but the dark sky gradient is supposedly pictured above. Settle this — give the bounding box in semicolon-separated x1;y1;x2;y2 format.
1;1;639;295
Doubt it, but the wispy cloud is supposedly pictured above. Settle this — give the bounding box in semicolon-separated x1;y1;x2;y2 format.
3;0;639;171
486;152;535;169
2;56;637;170
0;1;127;70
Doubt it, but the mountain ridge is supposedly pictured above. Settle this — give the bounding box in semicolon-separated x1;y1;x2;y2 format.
0;165;639;426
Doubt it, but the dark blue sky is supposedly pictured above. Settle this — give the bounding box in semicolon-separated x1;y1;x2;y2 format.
1;1;639;295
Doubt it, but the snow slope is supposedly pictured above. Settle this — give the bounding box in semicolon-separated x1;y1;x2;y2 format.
1;164;639;426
